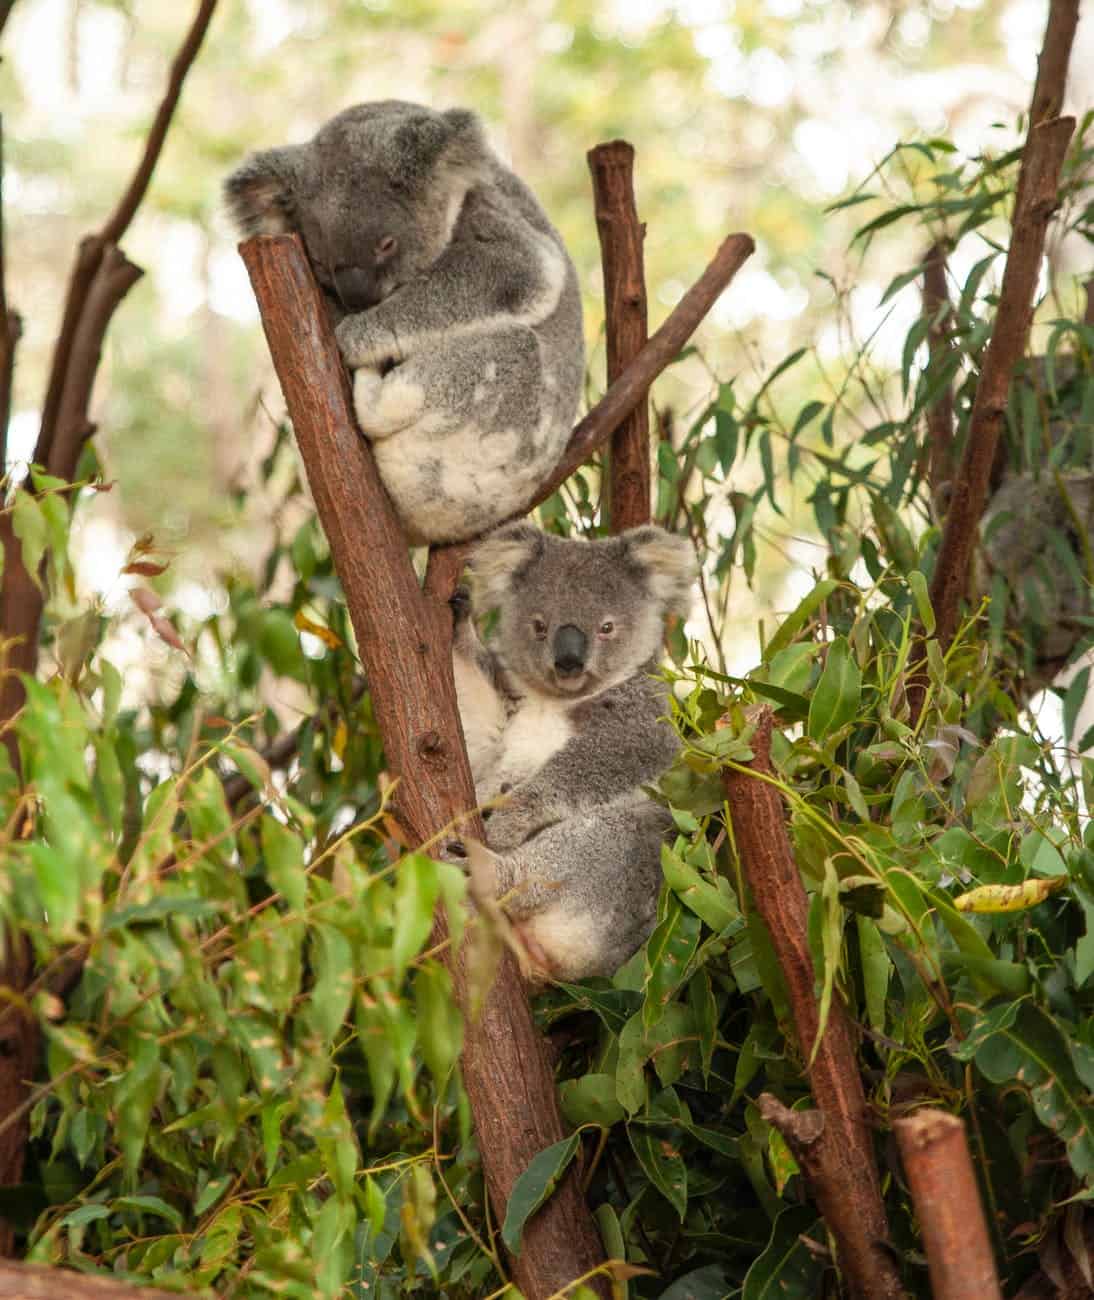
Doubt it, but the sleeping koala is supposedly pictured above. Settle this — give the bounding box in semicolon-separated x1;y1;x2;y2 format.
447;523;696;981
225;101;584;544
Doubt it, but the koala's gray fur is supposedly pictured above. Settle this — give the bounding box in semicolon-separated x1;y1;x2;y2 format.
978;472;1094;661
225;101;584;544
448;523;696;981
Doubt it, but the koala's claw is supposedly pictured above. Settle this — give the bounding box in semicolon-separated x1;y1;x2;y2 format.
450;586;472;624
437;837;469;865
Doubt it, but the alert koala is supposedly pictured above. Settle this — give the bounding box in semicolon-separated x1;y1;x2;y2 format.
978;472;1094;661
447;523;696;981
225;100;584;544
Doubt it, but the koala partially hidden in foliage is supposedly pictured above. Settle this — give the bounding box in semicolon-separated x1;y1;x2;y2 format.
978;472;1094;663
225;101;584;544
446;523;696;982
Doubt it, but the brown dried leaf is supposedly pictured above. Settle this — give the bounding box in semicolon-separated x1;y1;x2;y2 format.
123;560;169;577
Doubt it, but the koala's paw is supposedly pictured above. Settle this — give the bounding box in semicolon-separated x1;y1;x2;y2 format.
335;314;402;371
351;365;423;439
484;792;551;852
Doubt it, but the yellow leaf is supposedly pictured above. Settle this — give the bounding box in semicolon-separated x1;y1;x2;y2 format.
954;877;1068;913
333;720;349;759
293;609;342;650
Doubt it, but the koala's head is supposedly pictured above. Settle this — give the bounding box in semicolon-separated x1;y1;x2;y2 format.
469;524;695;698
225;101;492;311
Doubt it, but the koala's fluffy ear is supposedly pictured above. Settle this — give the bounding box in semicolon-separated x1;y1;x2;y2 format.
621;526;696;616
224;146;306;238
468;523;544;610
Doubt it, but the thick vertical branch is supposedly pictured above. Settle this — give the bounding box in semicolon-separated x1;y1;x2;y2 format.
588;141;651;530
894;1110;1002;1300
0;117;23;470
535;231;754;503
721;707;904;1300
922;241;955;494
912;3;1078;712
923;116;1074;661
240;233;609;1300
0;937;34;1257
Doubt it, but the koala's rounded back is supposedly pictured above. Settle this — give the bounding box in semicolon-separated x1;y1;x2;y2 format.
979;471;1094;659
470;524;694;698
225;101;585;544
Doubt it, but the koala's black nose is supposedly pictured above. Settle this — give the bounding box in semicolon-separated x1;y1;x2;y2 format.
333;266;382;311
553;624;587;676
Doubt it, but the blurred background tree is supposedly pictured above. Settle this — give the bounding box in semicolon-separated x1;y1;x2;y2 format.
6;2;1092;706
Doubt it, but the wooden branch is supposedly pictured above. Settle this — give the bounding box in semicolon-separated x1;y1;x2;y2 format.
1084;274;1094;328
240;232;609;1300
421;226;753;581
893;1109;1002;1300
922;241;955;494
0;936;35;1257
918;0;1078;681
721;707;904;1300
49;246;142;478
0;1263;183;1299
35;0;217;466
928;116;1074;650
1020;1;1079;175
588;141;651;530
99;0;217;244
533;230;753;507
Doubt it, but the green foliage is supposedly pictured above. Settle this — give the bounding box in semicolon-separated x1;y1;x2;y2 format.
5;106;1094;1298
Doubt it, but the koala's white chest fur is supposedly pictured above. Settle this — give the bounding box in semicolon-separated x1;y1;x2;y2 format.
493;694;573;791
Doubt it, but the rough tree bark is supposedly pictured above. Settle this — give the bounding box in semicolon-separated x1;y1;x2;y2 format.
0;1263;182;1300
922;240;955;495
893;1109;1002;1300
906;2;1077;723
721;707;905;1300
240;217;754;1296
588;141;651;530
926;115;1075;655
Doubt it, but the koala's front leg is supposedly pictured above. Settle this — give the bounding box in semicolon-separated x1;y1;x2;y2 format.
335;311;403;371
484;786;559;852
351;364;426;439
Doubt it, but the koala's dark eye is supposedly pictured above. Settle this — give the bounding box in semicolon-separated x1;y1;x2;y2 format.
376;234;399;260
532;617;547;639
598;620;615;636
